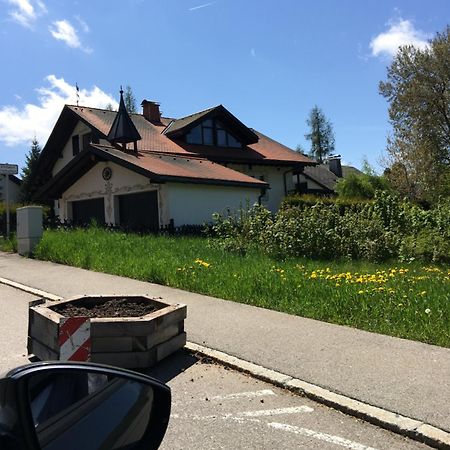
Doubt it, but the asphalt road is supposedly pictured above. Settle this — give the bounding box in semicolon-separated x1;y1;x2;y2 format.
151;352;428;450
0;283;430;449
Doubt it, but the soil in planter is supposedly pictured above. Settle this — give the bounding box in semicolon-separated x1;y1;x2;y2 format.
52;298;161;318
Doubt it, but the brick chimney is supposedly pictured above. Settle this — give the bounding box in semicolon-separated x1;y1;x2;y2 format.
141;100;161;124
326;155;343;178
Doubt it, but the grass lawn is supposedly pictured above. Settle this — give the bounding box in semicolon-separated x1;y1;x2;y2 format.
32;227;450;348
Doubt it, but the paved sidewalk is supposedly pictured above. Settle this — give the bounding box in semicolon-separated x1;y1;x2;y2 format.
1;252;449;433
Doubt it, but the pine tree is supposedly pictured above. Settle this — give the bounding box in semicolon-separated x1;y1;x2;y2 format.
124;85;137;113
20;138;43;203
304;106;335;163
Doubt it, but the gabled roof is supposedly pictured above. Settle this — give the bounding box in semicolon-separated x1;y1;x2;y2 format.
37;102;316;198
163;106;216;135
40;104;314;168
302;164;365;192
163;105;260;145
303;165;338;192
8;174;21;185
40;144;268;198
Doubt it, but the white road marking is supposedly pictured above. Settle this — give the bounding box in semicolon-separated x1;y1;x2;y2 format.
268;422;379;450
210;389;276;401
238;406;314;417
182;406;313;422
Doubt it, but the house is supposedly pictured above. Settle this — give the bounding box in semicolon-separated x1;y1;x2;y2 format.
38;90;315;230
293;156;363;195
0;174;21;203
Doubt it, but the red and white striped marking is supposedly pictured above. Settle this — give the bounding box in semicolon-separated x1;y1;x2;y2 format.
58;317;91;361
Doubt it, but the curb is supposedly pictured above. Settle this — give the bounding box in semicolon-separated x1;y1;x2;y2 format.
0;277;63;301
185;345;450;450
2;276;449;449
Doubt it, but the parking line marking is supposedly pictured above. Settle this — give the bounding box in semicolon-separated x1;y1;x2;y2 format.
238;406;314;417
211;389;276;401
268;423;378;450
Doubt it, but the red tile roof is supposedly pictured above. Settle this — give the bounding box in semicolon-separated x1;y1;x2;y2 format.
67;105;313;165
59;104;313;188
90;144;268;188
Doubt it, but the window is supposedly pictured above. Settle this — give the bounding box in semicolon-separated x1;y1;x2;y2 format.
186;125;201;144
72;135;79;156
185;119;242;148
82;132;98;151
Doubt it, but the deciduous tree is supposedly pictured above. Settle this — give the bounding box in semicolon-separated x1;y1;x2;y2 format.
379;26;450;202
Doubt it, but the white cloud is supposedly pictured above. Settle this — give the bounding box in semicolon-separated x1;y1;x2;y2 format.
8;0;46;28
49;19;92;52
0;75;118;147
250;48;256;57
188;2;216;11
370;18;431;58
75;14;89;33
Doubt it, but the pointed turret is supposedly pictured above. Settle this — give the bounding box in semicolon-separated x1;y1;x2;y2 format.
107;87;141;152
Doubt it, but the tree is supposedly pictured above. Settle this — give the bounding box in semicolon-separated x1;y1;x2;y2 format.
336;173;391;199
304;106;335;163
379;26;450;203
336;157;391;199
295;143;306;155
20;138;44;203
124;85;137;113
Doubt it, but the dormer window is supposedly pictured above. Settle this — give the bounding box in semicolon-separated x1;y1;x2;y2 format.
185;119;242;148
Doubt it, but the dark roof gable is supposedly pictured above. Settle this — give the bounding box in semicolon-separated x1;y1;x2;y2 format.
164;105;259;145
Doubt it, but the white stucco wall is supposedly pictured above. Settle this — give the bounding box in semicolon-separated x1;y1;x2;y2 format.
57;162;261;227
0;176;21;203
227;164;294;212
60;162;162;224
52;121;96;176
166;183;260;226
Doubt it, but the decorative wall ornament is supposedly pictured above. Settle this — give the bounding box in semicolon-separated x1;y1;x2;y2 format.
102;167;112;180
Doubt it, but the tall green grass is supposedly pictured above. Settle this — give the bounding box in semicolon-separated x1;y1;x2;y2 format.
33;228;450;347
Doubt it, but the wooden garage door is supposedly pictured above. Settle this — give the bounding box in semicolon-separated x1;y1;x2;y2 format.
119;191;159;232
72;198;105;225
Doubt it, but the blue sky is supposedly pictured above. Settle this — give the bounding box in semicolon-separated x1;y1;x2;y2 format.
0;0;448;175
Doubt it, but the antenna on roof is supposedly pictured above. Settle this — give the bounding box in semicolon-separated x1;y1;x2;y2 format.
76;82;80;106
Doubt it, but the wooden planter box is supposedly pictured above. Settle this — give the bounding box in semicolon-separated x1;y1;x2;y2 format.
28;295;187;369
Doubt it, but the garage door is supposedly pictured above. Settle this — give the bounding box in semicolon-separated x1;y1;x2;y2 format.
119;191;159;232
72;198;105;225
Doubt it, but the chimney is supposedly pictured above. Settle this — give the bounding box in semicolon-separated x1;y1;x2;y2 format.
141;100;161;124
327;155;343;178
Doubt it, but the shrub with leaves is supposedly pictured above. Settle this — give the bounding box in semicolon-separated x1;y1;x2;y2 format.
209;193;449;263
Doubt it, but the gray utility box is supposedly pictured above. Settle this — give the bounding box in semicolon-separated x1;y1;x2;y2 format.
17;206;43;255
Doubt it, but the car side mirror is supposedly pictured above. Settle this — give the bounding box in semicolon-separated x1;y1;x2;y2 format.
0;362;171;450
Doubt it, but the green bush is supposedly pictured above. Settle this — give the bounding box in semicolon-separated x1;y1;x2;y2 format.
400;230;450;263
210;193;450;263
0;202;51;236
282;194;372;211
0;234;17;252
335;173;391;199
